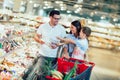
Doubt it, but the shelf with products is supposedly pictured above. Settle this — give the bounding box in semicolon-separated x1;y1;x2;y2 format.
88;33;120;51
89;26;120;37
0;21;40;79
89;37;120;50
89;41;114;49
90;32;120;42
0;11;44;28
87;21;120;29
89;36;120;46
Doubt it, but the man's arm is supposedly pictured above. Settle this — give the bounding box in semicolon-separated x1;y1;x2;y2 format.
34;33;45;44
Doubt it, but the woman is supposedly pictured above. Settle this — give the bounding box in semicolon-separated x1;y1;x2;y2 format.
61;20;81;58
58;26;91;60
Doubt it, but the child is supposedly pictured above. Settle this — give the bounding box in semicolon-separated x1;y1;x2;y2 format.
72;27;91;60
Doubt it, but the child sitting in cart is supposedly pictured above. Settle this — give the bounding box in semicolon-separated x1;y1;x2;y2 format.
58;26;91;60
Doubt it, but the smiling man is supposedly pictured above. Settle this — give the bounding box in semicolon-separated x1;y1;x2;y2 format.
34;9;66;70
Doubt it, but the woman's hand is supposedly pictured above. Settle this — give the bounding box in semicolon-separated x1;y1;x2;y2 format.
57;37;75;44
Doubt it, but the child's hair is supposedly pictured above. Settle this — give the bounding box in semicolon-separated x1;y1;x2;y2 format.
82;27;91;37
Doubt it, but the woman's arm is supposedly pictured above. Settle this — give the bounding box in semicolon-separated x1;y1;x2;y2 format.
57;37;75;44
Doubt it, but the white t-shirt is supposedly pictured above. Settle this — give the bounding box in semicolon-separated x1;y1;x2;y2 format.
37;23;66;57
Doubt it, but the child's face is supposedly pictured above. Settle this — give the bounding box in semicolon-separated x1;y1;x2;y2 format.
79;29;86;38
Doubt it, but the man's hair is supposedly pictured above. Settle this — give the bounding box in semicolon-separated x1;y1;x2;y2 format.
82;27;91;37
49;10;60;16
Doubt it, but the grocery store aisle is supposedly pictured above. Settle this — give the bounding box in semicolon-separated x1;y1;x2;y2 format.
87;47;120;80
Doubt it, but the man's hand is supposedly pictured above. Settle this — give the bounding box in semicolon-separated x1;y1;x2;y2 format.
39;40;45;44
50;42;58;49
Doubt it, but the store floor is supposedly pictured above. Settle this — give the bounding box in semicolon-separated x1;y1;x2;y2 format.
90;66;120;80
87;47;120;80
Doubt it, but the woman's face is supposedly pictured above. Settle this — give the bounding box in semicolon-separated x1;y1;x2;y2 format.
70;24;77;34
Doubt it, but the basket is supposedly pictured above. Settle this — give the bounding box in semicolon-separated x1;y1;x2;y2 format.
46;57;95;80
57;58;94;74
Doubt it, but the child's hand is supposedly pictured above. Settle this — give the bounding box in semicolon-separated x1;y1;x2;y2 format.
62;53;70;59
72;47;80;55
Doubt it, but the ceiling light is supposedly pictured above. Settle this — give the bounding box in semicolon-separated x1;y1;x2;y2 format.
44;1;51;4
90;12;94;16
60;7;66;11
29;0;33;3
74;4;79;8
44;1;48;4
74;4;82;8
43;6;47;9
67;10;72;13
55;1;63;4
75;7;82;13
92;3;96;6
74;10;79;13
94;11;97;14
34;4;39;7
113;18;118;22
95;2;99;6
77;0;83;3
101;15;106;19
55;8;59;10
60;4;64;6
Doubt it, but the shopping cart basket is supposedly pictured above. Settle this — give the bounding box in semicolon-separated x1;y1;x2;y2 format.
46;57;95;80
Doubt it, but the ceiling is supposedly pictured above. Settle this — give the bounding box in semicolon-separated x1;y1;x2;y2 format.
29;0;120;23
2;0;120;23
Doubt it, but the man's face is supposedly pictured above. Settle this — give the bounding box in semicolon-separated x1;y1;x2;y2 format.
50;14;61;26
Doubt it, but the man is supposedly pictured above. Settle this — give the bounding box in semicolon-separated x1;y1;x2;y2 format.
34;10;66;66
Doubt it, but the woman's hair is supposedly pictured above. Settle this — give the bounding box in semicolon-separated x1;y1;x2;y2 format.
82;27;91;37
70;20;81;37
49;10;60;16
